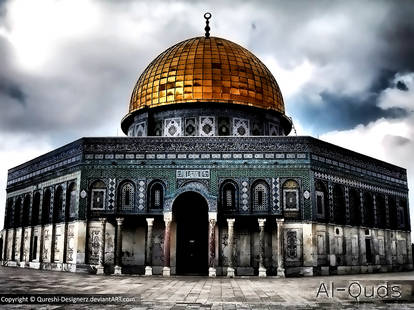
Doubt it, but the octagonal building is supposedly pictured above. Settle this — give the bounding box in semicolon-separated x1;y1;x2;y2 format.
0;20;412;277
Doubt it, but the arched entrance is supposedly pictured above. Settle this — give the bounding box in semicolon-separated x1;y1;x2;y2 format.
173;191;208;275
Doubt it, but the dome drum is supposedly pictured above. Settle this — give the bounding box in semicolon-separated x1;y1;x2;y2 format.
122;103;292;137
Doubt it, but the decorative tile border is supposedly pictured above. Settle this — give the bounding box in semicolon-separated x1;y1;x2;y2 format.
84;152;309;162
107;178;116;210
137;179;146;211
7;171;81;199
7;155;81;186
314;172;407;198
241;179;249;212
312;154;406;186
272;177;280;213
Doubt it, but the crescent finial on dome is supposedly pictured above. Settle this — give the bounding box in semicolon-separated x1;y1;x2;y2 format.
204;12;211;38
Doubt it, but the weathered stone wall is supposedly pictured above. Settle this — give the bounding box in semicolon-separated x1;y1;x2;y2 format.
283;222;413;276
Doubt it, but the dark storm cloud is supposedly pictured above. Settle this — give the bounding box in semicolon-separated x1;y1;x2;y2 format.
0;0;412;141
237;0;414;132
397;81;409;91
0;0;6;13
380;3;414;71
291;92;408;133
0;1;200;141
0;80;26;104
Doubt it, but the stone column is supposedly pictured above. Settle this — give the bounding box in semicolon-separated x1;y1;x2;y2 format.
38;191;44;264
27;194;34;263
258;218;267;277
114;217;124;275
39;226;44;263
276;218;285;277
145;218;154;276
359;228;367;266
96;218;106;275
29;226;35;262
11;228;16;262
373;194;378;228
20;226;25;263
3;229;8;263
208;212;217;277
162;212;172;276
226;218;235;277
62;221;68;265
49;188;55;263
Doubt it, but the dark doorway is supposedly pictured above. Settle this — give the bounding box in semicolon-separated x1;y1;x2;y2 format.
174;192;208;275
0;238;3;261
365;238;372;264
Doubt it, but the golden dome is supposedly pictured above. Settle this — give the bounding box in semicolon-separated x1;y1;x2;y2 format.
126;36;285;117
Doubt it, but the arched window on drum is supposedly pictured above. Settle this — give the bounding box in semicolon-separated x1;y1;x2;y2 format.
252;180;269;212
283;180;299;211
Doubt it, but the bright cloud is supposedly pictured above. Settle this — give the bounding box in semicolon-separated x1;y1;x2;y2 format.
320;72;414;238
1;0;100;71
264;57;315;99
0;133;52;229
378;73;414;111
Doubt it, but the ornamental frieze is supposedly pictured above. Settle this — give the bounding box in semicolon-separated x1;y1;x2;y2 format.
314;171;407;198
7;136;408;191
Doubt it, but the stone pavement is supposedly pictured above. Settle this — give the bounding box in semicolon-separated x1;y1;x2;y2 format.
0;267;414;309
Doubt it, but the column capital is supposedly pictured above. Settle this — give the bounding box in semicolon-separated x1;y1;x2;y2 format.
208;212;217;221
227;218;235;226
116;217;124;226
146;218;155;226
99;217;107;225
163;212;172;222
258;218;266;227
276;218;285;225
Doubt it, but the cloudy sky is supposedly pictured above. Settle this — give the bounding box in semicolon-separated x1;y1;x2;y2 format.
0;0;413;233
